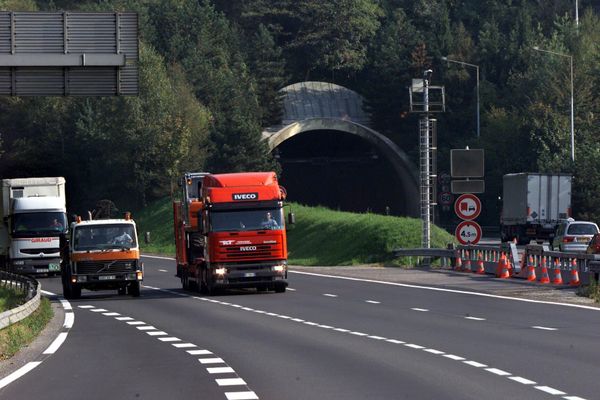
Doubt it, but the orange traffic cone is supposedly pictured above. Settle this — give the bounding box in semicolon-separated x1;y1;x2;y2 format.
526;255;536;282
569;259;580;286
476;252;485;274
454;251;463;271
464;251;472;273
552;259;564;285
538;256;550;284
495;254;505;277
497;254;511;279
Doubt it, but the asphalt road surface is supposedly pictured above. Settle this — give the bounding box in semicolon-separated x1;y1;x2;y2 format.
1;256;599;400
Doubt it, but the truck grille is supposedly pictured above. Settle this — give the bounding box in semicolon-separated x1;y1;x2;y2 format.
21;248;59;255
76;260;136;274
220;244;275;259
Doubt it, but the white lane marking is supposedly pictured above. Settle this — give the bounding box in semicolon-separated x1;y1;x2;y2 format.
367;335;386;340
41;290;57;296
64;312;74;329
386;339;405;344
143;285;159;290
291;318;304;322
0;362;41;389
225;392;258;400
334;328;350;333
509;376;536;385
137;326;157;331
158;269;168;272
59;299;72;310
535;386;566;395
563;397;588;400
486;368;511;376
115;316;134;321
463;361;487;368
350;332;368;336
90;308;108;312
532;326;558;331
365;300;380;304
147;331;168;336
404;344;425;349
207;367;236;374
187;349;212;355
199;358;225;364
318;324;333;329
287;288;296;291
126;321;146;325
443;354;465;361
216;378;247;386
43;332;68;354
158;337;181;342
303;321;318;326
424;349;445;355
323;293;337;297
78;305;95;309
103;312;121;316
173;343;197;348
289;270;600;311
465;316;486;321
411;308;429;312
141;254;174;260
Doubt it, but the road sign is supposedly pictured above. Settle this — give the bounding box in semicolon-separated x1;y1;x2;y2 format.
455;220;482;245
454;193;481;220
451;179;485;194
451;149;484;178
439;192;453;206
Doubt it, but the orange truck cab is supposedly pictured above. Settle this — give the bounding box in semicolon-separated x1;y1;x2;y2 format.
174;172;293;295
61;214;142;299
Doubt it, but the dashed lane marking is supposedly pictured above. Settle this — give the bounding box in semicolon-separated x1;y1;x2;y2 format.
411;308;429;312
465;316;486;321
535;386;566;395
365;300;380;304
323;294;337;298
532;326;558;331
158;269;168;272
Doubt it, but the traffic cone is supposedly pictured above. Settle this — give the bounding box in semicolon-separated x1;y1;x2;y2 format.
552;259;564;285
497;254;511;279
526;255;536;282
476;252;485;274
569;259;580;286
464;251;472;272
538;256;550;284
454;251;463;271
495;254;505;277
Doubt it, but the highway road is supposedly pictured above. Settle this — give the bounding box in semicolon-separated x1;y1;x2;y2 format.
2;255;600;400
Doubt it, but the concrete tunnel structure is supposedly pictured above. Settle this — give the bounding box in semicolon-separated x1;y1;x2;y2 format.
262;81;419;218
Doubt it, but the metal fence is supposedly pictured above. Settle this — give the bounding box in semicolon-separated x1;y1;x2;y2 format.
0;270;38;303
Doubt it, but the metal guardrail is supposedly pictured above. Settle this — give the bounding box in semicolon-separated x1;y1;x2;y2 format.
0;271;40;330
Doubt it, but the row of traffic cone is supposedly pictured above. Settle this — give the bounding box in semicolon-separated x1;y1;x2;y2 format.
454;250;485;274
525;255;579;286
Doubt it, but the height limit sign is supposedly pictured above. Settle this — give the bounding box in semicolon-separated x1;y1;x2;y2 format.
454;194;482;244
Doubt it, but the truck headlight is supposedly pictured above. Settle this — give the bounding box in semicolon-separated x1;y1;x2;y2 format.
214;267;227;276
272;265;285;273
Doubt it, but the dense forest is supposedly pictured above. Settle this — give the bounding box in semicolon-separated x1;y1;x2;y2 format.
0;0;599;226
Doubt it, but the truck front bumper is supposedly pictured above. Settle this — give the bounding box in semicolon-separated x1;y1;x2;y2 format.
11;258;61;274
211;262;288;289
71;271;143;290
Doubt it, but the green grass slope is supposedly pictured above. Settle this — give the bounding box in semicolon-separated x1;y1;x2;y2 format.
134;198;455;266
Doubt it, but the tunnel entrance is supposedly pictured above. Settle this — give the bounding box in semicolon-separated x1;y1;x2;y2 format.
275;129;409;216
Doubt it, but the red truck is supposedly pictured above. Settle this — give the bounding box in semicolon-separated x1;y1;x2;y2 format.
173;172;293;295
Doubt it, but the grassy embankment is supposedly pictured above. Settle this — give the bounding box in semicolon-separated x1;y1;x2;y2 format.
0;289;53;360
135;198;455;266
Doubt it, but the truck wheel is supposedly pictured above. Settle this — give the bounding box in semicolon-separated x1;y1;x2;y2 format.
181;272;190;291
70;283;81;299
274;283;286;293
129;281;141;297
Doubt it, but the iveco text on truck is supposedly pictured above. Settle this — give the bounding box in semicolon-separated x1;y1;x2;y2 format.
0;177;68;274
173;172;293;295
500;173;572;244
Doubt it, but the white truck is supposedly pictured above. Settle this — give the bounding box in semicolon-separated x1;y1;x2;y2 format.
0;177;68;274
500;173;572;244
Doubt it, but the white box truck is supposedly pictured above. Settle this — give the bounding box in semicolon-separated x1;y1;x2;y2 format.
0;177;68;274
500;173;571;244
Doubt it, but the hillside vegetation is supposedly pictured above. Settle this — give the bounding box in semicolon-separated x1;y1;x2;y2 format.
135;198;454;266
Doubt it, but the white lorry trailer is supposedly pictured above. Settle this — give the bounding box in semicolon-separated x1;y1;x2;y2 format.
0;177;68;274
500;173;572;244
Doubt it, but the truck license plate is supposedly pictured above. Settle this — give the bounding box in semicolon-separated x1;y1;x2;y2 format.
49;263;60;271
99;275;116;280
244;272;256;278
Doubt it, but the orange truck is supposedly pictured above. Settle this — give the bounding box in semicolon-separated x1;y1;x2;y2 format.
60;214;143;299
173;172;293;295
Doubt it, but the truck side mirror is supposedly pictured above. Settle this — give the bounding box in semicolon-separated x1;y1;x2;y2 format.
288;212;295;225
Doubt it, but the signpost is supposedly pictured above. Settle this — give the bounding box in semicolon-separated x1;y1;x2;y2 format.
455;220;482;245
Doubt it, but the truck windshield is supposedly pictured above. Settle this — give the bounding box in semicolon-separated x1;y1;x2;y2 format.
12;212;67;236
73;224;137;251
210;208;284;232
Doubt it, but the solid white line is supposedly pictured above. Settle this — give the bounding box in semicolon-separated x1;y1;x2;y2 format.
216;378;246;386
334;328;350;332
115;317;134;321
199;358;225;364
323;293;337;297
173;343;197;348
291;318;304;322
509;376;536;385
64;312;74;329
350;332;368;336
43;332;68;354
158;337;181;342
318;325;333;329
78;305;95;309
463;361;487;368
187;349;213;355
486;368;511;376
303;321;318;326
532;326;558;331
137;326;157;331
0;362;41;389
225;391;258;400
126;321;146;325
207;367;235;374
102;312;121;316
158;269;168;272
411;308;429;312
365;300;380;304
465;316;486;321
535;386;566;395
147;331;168;336
289;270;600;311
